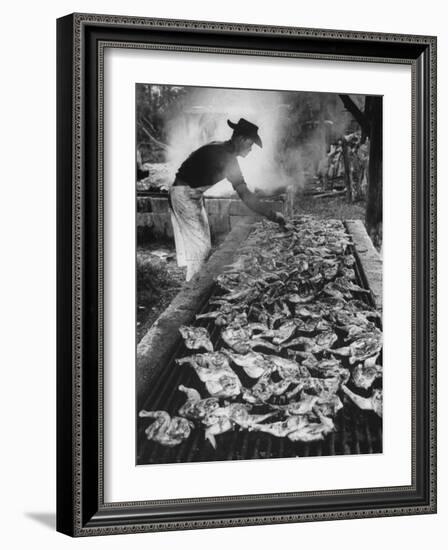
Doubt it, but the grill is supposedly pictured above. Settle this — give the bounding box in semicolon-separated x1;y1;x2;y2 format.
137;225;383;465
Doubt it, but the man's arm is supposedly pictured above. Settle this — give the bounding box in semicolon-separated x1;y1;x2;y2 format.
232;180;285;224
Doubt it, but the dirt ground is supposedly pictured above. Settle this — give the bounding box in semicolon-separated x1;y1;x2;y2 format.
136;244;186;342
294;194;366;221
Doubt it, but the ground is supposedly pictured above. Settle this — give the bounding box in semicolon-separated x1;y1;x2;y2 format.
136;243;186;342
136;195;366;342
294;194;366;221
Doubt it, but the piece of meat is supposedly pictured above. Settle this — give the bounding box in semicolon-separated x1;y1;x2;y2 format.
202;404;275;449
139;410;192;447
179;326;213;352
176;353;242;398
177;385;220;420
221;324;278;354
280;331;338;354
351;356;382;389
332;329;382;364
252;410;335;442
268;355;311;382
221;349;275;379
341;384;383;417
242;372;292;405
302;357;350;383
286;377;341;399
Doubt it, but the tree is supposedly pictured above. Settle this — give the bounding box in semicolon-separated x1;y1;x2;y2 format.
339;95;383;246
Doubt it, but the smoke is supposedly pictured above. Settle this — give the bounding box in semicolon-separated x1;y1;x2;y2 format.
163;87;295;196
159;86;364;197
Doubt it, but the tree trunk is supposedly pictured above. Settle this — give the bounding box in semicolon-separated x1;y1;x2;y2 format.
365;97;383;247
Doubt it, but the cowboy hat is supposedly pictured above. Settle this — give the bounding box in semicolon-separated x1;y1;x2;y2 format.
227;118;263;148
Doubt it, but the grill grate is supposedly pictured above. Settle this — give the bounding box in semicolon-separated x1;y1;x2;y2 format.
137;234;382;465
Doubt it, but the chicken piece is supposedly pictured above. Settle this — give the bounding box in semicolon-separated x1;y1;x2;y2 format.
286;377;341;399
252;319;297;345
268;355;311;382
333;276;370;295
196;303;246;327
179;326;213;352
351;355;382;389
294;318;332;334
287;412;335;442
341;385;383;417
202;404;275;449
271;392;319;415
220;349;275;379
250;415;305;438
331;329;382;364
343;254;356;267
202;408;233;449
314;391;343;417
302;357;350;383
339;267;356;280
322;282;348;300
176;352;242;398
139;410;192;447
221;324;278;354
177;385;220;420
280;331;338;354
252;410;335;442
286;285;318;304
323;263;339;281
242;372;292;405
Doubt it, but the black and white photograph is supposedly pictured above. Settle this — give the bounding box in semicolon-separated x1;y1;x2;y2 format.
136;84;383;465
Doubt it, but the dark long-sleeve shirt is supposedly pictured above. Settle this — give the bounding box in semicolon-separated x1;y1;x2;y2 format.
175;140;276;220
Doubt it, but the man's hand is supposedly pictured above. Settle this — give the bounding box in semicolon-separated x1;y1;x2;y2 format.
272;211;286;226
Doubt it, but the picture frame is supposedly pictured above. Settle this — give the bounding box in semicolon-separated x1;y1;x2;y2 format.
56;12;437;536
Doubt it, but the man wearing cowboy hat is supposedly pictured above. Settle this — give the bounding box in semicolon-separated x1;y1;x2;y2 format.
169;118;286;280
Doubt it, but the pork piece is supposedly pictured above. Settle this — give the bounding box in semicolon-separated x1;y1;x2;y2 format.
177;385;220;420
179;326;213;352
302;356;350;383
202;403;275;449
242;372;292;405
221;324;278;354
221;349;275;379
252;410;335;442
351;355;382;389
331;329;382;364
280;331;338;354
176;352;242;398
341;385;383;417
139;410;192;447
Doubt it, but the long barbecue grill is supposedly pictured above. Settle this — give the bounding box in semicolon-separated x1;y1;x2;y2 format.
137;220;382;465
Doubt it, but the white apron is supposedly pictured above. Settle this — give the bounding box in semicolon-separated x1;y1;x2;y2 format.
169;184;211;281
